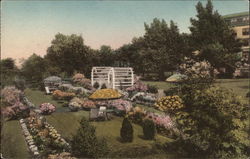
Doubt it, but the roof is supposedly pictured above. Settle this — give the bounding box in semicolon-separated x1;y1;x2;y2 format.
223;11;249;19
44;76;62;82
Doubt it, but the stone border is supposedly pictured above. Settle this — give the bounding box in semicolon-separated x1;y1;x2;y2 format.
19;119;40;157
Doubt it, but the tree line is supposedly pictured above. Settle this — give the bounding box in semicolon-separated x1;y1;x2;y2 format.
1;0;242;87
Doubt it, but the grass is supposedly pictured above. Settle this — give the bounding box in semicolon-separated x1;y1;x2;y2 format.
24;88;66;108
143;81;173;90
46;111;174;158
1;120;30;159
144;78;249;98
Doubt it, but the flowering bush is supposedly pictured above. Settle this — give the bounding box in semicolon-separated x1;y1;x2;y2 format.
2;101;30;120
72;73;85;83
89;89;122;99
69;101;81;111
82;100;96;109
179;58;214;83
52;90;75;100
109;99;132;112
146;112;174;129
126;81;148;92
39;103;56;115
154;96;184;113
1;86;23;105
77;78;93;90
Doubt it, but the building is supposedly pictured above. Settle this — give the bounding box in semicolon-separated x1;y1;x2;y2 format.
223;11;249;77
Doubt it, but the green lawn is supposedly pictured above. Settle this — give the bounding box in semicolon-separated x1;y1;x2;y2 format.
46;111;174;158
1;120;30;159
144;78;249;98
24;88;66;108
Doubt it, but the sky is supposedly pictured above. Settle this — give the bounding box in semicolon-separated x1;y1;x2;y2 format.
1;0;249;64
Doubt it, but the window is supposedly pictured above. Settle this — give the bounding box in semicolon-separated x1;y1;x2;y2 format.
242;28;249;35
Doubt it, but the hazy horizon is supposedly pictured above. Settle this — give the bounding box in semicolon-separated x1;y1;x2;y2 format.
1;0;249;64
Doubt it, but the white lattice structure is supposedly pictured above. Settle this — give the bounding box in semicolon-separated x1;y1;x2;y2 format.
91;67;134;89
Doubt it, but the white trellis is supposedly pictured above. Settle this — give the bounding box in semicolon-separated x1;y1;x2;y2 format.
91;67;134;89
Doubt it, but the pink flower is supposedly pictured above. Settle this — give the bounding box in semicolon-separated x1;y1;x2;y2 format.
39;103;56;115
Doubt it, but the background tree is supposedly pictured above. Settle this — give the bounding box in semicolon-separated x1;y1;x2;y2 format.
142;18;188;80
189;0;242;77
98;45;115;66
21;54;46;88
0;58;19;88
45;33;93;77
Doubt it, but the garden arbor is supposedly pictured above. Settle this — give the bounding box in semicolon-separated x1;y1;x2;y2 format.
91;67;134;89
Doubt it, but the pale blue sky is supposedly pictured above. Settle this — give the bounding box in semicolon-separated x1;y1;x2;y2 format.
1;0;249;62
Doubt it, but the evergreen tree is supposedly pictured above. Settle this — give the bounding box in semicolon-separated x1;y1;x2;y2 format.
71;117;109;158
120;117;133;142
143;119;156;140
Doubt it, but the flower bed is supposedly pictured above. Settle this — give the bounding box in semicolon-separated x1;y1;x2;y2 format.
154;95;184;113
39;103;56;115
24;115;71;157
20;118;40;157
52;90;75;100
68;97;96;111
128;107;177;137
1;86;23;105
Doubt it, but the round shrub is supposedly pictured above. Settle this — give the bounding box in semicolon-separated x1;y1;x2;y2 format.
143;119;156;140
120;117;133;142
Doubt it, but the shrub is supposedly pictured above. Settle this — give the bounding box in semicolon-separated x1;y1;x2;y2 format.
72;73;85;83
164;87;178;96
81;99;96;109
246;91;250;98
1;86;23;105
147;85;158;94
143;119;156;140
101;83;107;89
71;117;109;158
93;82;100;89
109;99;132;113
126;81;148;92
78;78;93;90
39;103;56;115
120;117;133;142
68;101;81;112
170;86;249;158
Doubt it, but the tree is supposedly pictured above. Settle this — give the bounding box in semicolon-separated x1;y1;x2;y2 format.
21;54;46;87
71;117;109;158
120;117;133;142
189;0;242;76
45;33;93;76
0;58;19;87
98;45;115;66
142;18;188;80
